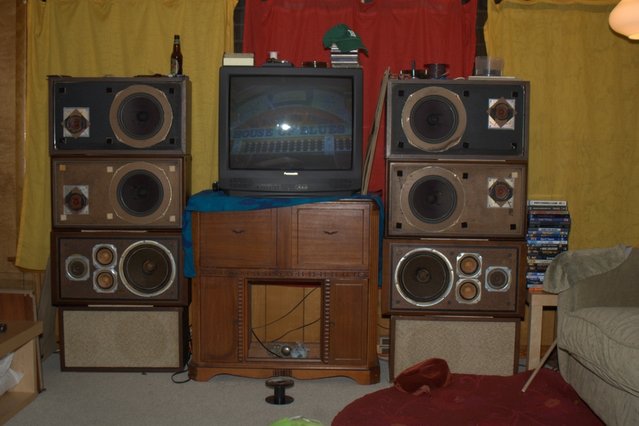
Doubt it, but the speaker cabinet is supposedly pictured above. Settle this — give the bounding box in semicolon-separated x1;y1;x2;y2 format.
386;79;529;161
51;230;188;306
382;239;526;317
387;161;527;238
59;306;187;371
51;156;185;229
49;76;189;155
390;316;519;379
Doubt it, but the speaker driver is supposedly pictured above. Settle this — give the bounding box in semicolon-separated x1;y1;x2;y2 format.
65;255;90;281
109;161;173;225
119;240;176;298
400;166;464;233
401;86;467;152
109;85;173;149
485;267;511;292
395;248;453;306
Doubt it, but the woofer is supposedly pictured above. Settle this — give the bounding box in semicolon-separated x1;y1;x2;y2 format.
120;240;176;298
395;248;453;307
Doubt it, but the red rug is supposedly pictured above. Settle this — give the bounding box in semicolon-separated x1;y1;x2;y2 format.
333;368;603;426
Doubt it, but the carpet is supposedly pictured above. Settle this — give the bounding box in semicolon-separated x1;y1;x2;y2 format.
332;368;603;426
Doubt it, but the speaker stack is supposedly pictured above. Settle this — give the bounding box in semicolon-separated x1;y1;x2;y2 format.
382;78;530;378
48;76;190;371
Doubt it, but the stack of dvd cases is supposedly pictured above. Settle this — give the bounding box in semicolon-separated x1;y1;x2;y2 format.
526;200;571;290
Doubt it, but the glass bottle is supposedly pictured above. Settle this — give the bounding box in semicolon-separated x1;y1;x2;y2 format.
170;35;183;76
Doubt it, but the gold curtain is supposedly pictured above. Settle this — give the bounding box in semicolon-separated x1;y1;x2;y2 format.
16;0;237;270
485;0;639;249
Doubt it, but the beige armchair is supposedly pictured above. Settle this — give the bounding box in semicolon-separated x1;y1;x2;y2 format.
542;245;639;425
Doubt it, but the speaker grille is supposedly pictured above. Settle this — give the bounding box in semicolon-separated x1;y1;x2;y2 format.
391;316;518;379
61;307;185;371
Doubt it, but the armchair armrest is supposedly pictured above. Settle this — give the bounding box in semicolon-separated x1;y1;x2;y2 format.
544;245;636;313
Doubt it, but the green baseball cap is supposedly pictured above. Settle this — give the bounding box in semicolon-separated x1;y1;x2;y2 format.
322;23;368;53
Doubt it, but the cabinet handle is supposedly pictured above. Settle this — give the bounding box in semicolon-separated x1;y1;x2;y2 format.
232;229;245;234
323;230;338;235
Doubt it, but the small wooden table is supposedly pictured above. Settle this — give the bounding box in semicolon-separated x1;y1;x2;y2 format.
526;291;558;370
0;320;43;424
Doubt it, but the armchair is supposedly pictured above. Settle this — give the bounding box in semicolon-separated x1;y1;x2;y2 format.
543;245;639;425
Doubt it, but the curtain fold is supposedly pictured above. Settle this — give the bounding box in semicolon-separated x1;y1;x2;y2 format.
243;0;478;195
485;0;639;249
16;0;237;270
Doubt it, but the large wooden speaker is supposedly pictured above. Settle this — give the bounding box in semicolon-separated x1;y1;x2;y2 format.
49;76;189;155
386;161;527;238
51;157;186;229
390;316;520;379
382;239;526;318
59;306;187;371
386;79;529;161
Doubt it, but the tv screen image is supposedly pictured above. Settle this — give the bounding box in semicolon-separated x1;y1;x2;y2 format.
217;66;363;197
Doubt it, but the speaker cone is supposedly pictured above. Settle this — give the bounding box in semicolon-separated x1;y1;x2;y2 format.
395;248;453;306
116;170;164;217
109;85;173;149
65;255;90;281
119;240;176;298
457;280;480;303
109;161;173;224
399;166;464;233
485;267;511;291
401;86;467;152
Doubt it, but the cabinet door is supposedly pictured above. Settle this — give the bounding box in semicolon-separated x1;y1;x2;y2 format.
196;210;278;269
195;275;241;363
291;202;370;270
328;279;368;364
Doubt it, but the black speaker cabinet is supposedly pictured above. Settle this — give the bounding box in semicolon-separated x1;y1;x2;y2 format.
59;306;187;371
386;78;529;160
49;76;189;155
51;230;188;306
51;156;186;229
387;161;527;238
382;239;526;317
390;316;520;379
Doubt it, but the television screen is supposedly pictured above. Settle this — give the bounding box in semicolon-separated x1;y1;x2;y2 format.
218;66;363;197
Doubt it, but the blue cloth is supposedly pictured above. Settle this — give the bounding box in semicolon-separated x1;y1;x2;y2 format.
182;190;384;285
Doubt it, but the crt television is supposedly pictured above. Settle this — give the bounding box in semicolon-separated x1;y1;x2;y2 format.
217;65;363;197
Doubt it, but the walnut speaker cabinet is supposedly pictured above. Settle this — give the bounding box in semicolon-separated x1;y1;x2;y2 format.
390;316;520;379
49;76;189;155
382;238;526;317
51;156;186;229
387;161;527;238
51;230;188;306
386;78;529;161
59;306;187;371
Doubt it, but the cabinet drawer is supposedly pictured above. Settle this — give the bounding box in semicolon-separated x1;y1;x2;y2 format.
291;202;370;269
196;210;277;269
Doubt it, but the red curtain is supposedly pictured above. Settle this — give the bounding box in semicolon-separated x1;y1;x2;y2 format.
243;0;477;195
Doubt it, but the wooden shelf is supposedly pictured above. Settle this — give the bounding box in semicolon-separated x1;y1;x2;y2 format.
0;320;43;424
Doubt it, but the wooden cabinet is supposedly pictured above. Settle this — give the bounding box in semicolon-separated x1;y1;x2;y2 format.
189;200;380;384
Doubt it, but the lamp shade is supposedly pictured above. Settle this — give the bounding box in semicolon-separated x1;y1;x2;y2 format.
609;0;639;39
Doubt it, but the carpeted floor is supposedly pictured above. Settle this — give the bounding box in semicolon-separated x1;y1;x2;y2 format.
333;367;604;426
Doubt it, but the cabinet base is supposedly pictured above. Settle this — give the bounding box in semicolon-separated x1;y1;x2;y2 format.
188;362;381;385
